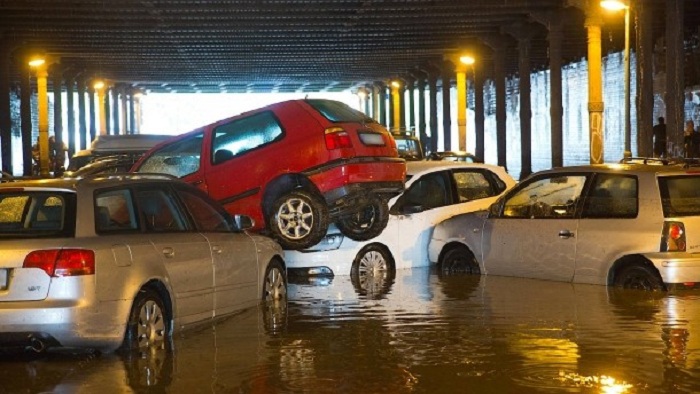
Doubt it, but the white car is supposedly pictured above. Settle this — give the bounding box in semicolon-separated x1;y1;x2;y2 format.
285;161;515;282
428;164;700;291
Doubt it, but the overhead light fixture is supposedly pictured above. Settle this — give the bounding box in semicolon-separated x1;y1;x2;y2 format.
460;55;475;65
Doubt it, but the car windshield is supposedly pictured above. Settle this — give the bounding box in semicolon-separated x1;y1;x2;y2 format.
0;191;76;238
658;175;700;217
305;99;376;123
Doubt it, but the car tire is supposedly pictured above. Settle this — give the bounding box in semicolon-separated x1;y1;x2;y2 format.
262;259;288;303
122;288;171;352
439;245;480;275
350;244;395;298
336;196;389;241
614;263;665;291
269;189;329;250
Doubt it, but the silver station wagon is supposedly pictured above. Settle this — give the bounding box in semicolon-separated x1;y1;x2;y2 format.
0;175;287;353
429;164;700;291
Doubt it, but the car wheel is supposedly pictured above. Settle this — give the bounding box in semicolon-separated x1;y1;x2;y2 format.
269;189;329;250
122;288;170;352
614;263;665;291
263;259;288;303
336;196;389;241
350;245;395;298
440;245;480;275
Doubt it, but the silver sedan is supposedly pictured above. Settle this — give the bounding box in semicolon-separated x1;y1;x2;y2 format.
0;174;287;353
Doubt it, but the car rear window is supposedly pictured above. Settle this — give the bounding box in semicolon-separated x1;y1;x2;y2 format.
658;175;700;217
137;133;203;178
305;99;376;123
0;191;76;238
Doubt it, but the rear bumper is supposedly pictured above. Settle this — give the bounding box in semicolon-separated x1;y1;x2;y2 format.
645;252;700;286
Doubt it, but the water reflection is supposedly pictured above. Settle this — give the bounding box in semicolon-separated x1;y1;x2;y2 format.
1;269;700;393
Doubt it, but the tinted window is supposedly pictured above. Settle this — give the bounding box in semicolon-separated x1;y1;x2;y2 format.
393;172;449;213
0;191;75;238
137;133;203;178
95;189;138;232
502;175;586;219
582;174;638;218
135;189;187;232
177;187;232;232
452;170;496;202
659;175;700;217
211;111;283;164
306;99;375;123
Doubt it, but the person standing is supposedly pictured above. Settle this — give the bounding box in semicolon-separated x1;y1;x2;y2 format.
684;120;695;158
652;117;667;157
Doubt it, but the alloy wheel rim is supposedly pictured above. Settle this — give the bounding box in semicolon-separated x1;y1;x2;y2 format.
277;197;313;240
265;267;287;301
137;300;166;348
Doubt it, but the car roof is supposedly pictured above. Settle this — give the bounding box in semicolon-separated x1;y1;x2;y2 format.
405;160;506;177
0;174;180;192
538;163;698;177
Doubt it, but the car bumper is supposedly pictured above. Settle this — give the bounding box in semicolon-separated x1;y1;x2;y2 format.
645;252;700;287
308;157;405;195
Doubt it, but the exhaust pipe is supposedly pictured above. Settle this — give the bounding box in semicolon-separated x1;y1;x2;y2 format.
27;336;46;353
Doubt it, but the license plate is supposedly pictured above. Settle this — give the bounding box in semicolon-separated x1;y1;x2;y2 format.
0;269;6;290
359;132;385;146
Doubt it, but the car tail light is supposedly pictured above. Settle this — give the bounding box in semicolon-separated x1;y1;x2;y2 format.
23;249;95;277
324;127;353;150
661;221;686;252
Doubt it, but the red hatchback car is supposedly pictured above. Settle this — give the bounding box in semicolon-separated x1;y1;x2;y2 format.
133;99;406;250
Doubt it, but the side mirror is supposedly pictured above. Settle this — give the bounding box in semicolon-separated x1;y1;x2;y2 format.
232;214;255;231
488;200;502;218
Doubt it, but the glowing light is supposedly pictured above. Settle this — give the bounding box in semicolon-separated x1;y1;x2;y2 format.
93;80;105;90
460;55;475;65
600;0;627;11
391;80;401;88
28;58;46;67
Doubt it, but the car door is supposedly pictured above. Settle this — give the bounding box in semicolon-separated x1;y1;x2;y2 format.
175;185;259;317
481;173;588;281
135;186;214;327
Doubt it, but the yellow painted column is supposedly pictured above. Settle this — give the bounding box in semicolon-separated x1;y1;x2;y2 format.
391;81;401;132
95;81;107;135
586;11;604;164
456;68;467;152
36;65;50;176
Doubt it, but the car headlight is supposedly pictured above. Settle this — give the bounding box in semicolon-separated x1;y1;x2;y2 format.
301;233;344;252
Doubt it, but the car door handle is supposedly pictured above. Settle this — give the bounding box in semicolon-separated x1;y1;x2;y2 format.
212;245;222;254
558;230;575;239
162;247;175;258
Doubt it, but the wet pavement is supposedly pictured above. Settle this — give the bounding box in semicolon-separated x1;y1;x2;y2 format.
1;267;700;393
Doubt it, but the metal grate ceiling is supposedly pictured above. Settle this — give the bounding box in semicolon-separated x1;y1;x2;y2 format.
1;0;699;93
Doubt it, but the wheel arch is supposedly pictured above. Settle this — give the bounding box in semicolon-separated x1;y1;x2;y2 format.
135;279;174;333
437;241;476;265
607;254;662;286
261;173;323;224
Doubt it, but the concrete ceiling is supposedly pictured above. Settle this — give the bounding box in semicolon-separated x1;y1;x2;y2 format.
1;0;698;93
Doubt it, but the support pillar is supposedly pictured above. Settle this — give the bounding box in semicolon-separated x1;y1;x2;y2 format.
636;0;654;156
474;63;485;162
52;64;64;163
391;81;401;132
112;86;121;134
441;61;453;151
585;10;604;164
406;77;415;133
129;92;136;134
104;85;111;135
532;11;564;168
95;83;107;135
665;0;684;154
0;41;12;174
88;82;97;142
65;72;77;157
455;63;468;152
33;65;50;176
377;83;387;128
20;65;32;176
77;77;88;150
484;37;509;169
413;71;428;154
428;71;439;154
120;88;129;134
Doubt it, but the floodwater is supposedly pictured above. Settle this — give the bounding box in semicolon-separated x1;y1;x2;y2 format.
2;268;700;393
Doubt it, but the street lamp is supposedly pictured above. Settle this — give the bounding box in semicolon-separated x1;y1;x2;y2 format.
601;0;631;159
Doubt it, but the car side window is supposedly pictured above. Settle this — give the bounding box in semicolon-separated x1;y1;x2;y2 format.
137;133;203;178
502;175;587;219
177;188;232;232
452;170;496;202
211;111;283;164
95;189;138;232
581;174;638;218
395;172;450;213
135;189;187;232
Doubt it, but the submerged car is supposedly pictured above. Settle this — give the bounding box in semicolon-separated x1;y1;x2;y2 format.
0;175;287;353
67;134;172;173
285;161;515;282
429;164;700;291
133;99;406;250
427;151;481;163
